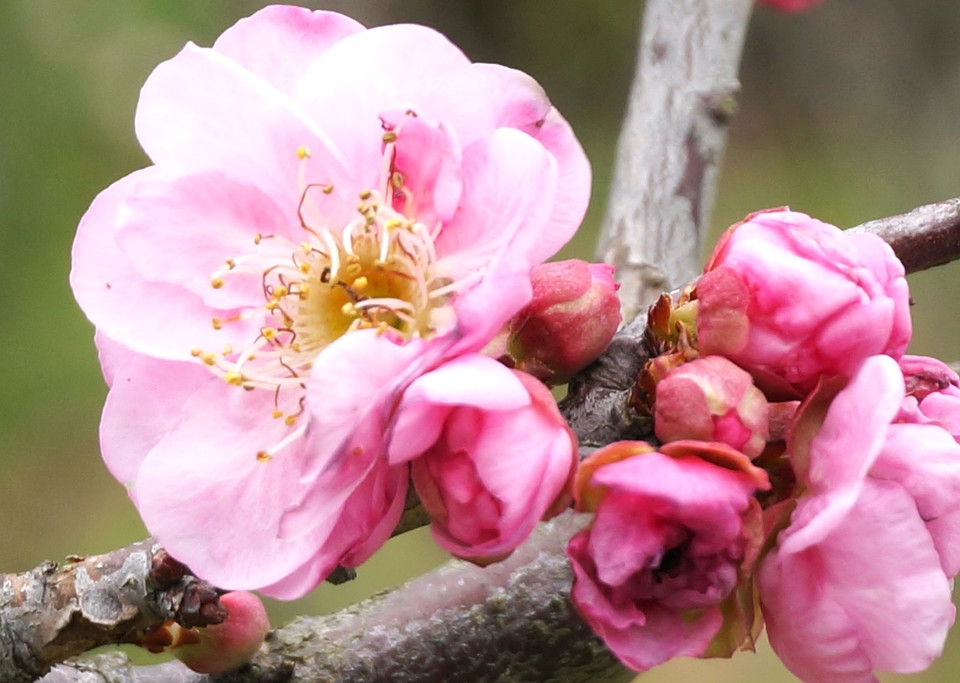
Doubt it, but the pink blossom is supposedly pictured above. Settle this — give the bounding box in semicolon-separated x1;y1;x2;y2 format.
389;355;577;562
697;209;911;398
757;355;960;682
567;440;769;672
486;259;622;384
70;6;589;597
759;0;825;12
654;356;769;457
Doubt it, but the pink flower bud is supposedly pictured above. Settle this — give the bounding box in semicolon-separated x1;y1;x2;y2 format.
568;440;770;672
170;591;269;674
654;356;769;457
389;355;577;563
697;209;911;398
489;259;621;384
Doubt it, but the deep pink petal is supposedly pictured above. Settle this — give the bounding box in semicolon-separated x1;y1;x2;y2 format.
212;7;364;96
388;354;529;465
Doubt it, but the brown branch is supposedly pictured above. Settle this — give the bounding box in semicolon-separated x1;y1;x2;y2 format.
40;513;633;683
596;0;754;320
849;197;960;274
0;542;227;683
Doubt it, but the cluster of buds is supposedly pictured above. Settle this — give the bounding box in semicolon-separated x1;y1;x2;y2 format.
567;209;960;682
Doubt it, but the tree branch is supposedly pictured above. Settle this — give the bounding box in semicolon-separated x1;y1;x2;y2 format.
1;542;228;683
596;0;754;320
849;197;960;273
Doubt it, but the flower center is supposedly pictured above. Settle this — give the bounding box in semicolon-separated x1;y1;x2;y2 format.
190;144;462;429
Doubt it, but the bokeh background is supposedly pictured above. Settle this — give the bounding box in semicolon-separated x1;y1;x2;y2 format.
2;1;959;680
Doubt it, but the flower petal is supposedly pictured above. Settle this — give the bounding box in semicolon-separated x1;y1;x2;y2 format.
212;6;364;96
760;481;954;681
136;42;353;223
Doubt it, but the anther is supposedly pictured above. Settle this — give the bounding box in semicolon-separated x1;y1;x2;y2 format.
256;451;272;462
211;277;224;289
296;146;311;159
199;352;217;366
224;370;244;386
382;131;398;143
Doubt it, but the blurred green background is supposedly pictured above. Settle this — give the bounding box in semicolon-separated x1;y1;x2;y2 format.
1;1;959;680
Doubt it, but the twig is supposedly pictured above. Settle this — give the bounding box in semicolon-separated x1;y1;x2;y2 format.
0;542;227;683
596;0;754;320
850;197;960;274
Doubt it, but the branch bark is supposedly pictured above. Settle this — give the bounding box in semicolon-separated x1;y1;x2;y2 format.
849;197;960;273
596;0;754;321
1;543;228;683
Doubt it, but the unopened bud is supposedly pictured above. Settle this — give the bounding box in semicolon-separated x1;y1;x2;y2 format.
490;260;621;385
171;591;269;674
654;356;769;458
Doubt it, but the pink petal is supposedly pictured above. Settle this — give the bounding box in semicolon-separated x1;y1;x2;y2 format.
133;378;324;591
135;43;353;223
116;170;292;310
212;7;364;96
782;356;904;554
435;127;557;275
296;24;493;179
71;168;250;360
100;351;213;490
474;63;591;255
760;481;954;681
388;354;529;465
304;330;429;482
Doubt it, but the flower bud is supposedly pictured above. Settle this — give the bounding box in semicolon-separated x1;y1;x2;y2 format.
489;260;621;384
697;209;911;398
171;591;269;674
654;356;769;457
389;356;578;563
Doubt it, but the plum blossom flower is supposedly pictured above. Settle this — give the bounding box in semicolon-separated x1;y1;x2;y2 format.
696;209;911;398
654;355;769;458
388;355;577;562
486;259;622;384
71;6;589;597
757;355;960;683
567;440;770;672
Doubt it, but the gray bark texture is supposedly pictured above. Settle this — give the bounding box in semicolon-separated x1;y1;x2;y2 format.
596;0;754;322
